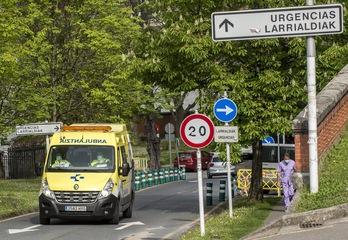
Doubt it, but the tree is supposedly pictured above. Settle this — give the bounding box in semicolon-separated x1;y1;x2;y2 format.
139;85;163;170
130;0;348;201
0;1;33;138
0;0;142;133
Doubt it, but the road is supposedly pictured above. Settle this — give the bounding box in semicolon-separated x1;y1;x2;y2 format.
0;171;234;240
258;218;348;240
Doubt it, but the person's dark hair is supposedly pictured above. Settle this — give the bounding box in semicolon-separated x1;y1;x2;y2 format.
284;153;290;157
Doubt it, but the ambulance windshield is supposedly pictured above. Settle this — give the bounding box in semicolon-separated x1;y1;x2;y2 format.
47;146;115;172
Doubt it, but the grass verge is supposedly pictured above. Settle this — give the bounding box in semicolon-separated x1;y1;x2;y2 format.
181;197;281;240
0;178;40;220
296;128;348;212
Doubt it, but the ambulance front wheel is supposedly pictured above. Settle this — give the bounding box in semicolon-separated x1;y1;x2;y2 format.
108;199;120;224
123;193;134;218
40;217;50;225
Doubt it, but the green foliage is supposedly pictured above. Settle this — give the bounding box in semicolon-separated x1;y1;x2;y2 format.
131;0;348;201
0;0;143;137
296;129;348;212
134;0;348;146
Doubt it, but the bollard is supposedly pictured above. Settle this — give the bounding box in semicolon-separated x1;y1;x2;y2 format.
219;180;226;201
180;167;186;180
135;172;140;191
234;176;239;197
154;169;159;185
206;182;213;206
165;168;169;183
159;169;164;184
233;176;238;196
169;168;174;182
231;178;235;198
174;168;179;181
147;170;153;187
141;171;146;189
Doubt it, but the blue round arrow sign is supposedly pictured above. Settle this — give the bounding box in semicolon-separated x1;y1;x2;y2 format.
213;98;237;123
262;136;275;144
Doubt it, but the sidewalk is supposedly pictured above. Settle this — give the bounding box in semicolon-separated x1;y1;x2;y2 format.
242;190;348;240
262;196;286;227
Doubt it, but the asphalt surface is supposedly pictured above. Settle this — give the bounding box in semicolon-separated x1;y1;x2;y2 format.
0;172;237;240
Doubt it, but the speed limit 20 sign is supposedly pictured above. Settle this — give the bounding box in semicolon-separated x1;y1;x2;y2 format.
180;113;215;148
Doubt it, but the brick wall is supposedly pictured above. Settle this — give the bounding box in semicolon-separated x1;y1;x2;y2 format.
292;64;348;173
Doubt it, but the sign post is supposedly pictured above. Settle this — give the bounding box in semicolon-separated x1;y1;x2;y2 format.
214;94;238;218
180;112;214;236
165;123;175;168
306;0;318;193
211;4;343;194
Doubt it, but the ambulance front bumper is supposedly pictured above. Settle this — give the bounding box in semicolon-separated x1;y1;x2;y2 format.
39;193;118;221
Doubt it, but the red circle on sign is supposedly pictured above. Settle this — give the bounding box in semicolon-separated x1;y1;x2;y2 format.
180;113;214;148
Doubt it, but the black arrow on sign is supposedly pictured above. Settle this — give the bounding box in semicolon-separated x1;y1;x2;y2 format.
54;125;59;131
219;19;234;32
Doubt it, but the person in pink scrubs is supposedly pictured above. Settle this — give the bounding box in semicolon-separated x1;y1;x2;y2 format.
277;153;296;210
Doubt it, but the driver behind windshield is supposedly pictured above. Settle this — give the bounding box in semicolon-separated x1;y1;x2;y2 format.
91;152;110;166
52;152;71;168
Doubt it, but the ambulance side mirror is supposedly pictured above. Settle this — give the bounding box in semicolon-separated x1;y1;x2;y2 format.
119;162;130;176
35;161;43;176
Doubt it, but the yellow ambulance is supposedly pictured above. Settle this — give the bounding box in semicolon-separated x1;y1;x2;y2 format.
39;124;135;225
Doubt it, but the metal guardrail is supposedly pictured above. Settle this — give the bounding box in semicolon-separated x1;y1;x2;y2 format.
237;169;282;197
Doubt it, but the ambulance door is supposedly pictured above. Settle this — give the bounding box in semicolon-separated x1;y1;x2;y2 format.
117;146;131;199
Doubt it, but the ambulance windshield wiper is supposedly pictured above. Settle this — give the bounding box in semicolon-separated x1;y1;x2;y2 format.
80;169;99;172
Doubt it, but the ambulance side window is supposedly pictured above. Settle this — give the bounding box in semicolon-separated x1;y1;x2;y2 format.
121;146;128;164
117;147;128;164
117;148;123;169
118;146;129;175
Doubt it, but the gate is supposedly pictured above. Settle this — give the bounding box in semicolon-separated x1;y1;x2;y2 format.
2;147;46;179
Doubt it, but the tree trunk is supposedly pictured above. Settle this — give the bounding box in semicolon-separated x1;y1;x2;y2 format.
145;114;161;170
174;96;196;138
247;140;264;201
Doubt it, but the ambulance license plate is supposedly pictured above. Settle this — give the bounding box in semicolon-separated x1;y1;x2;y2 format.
65;206;86;211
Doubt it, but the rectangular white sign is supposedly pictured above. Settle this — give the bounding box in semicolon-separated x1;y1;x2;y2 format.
212;4;343;41
214;126;238;143
165;134;175;141
16;122;62;135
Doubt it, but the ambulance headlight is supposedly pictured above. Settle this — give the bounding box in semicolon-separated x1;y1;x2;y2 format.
99;179;114;199
42;178;55;199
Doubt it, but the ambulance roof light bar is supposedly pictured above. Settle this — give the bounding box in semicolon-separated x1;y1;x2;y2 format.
61;126;112;131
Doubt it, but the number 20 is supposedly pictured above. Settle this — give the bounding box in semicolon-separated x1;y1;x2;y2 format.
188;126;206;137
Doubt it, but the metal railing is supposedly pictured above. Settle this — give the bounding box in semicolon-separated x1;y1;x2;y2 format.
237;169;282;196
133;157;148;172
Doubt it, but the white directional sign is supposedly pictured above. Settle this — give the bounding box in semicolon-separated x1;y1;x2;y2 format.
16;122;62;135
214;126;238;143
212;4;343;41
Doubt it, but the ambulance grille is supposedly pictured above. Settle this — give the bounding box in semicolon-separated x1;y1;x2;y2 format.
54;191;99;203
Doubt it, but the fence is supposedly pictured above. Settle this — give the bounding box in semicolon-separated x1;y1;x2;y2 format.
237;169;282;196
0;147;46;179
134;157;148;172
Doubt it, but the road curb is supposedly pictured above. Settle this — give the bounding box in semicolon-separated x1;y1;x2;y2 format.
163;201;229;240
242;202;348;239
